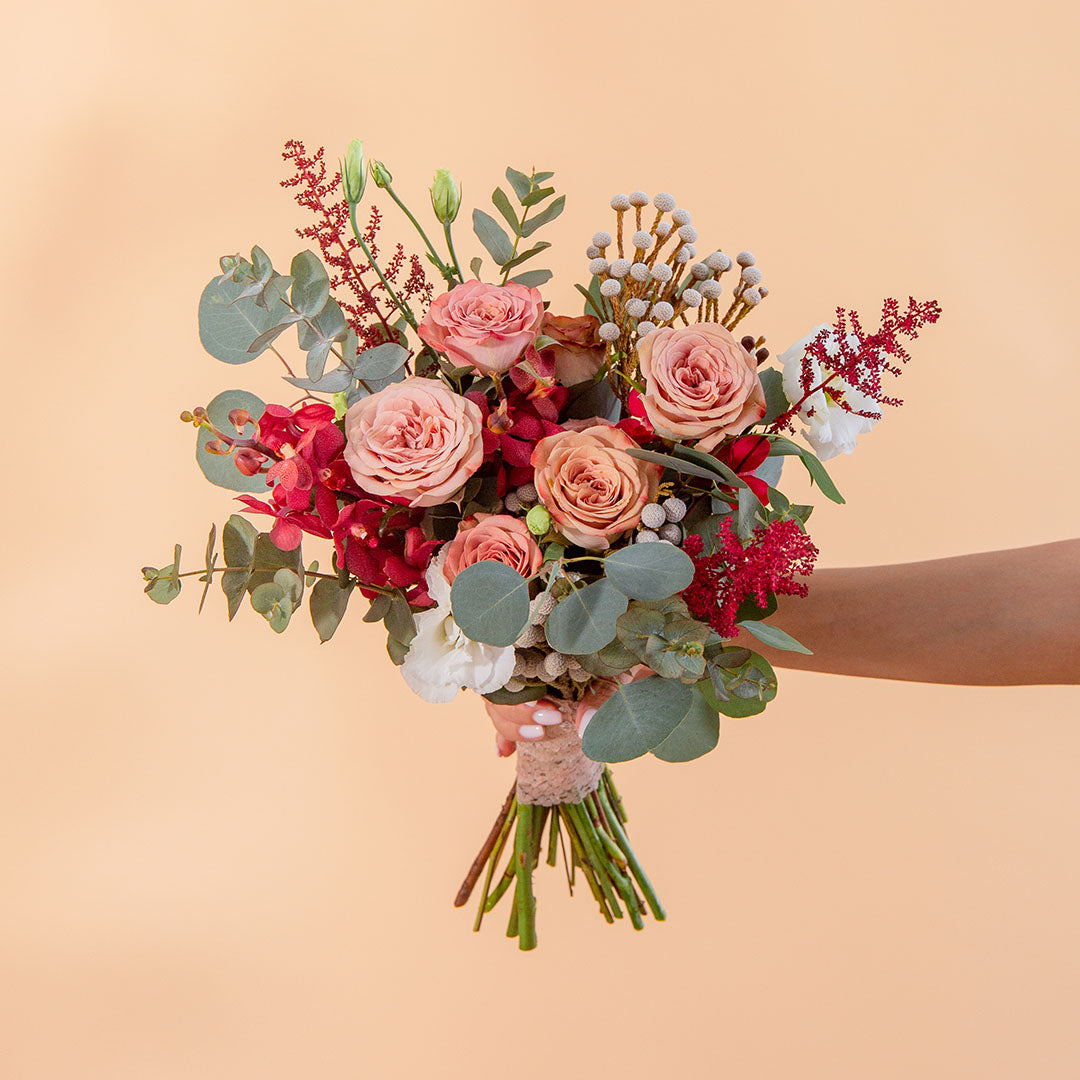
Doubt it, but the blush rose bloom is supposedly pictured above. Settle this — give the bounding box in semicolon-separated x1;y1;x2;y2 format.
417;279;544;375
637;323;767;451
531;423;661;551
442;513;543;583
343;376;484;507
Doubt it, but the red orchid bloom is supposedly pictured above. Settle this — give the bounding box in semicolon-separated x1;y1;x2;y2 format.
236;494;333;551
466;389;565;492
717;434;772;504
332;501;439;606
616;389;654;442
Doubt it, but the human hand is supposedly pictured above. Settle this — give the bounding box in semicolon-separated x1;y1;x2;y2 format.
484;667;650;756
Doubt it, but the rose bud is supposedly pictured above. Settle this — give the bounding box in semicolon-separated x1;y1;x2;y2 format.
342;138;366;205
370;160;393;189
430;168;462;225
234;447;268;476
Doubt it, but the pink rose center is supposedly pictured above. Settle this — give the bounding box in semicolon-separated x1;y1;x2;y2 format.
670;346;735;400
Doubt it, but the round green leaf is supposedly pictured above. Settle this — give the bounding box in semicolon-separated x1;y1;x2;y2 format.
196;390;267;493
198;273;291;365
544;579;628;655
450;561;531;646
289;250;330;318
581;676;698;763
603;543;695;602
651;689;720;762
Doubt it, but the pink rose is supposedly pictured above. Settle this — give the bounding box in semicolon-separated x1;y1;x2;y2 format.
442;513;543;583
538;312;606;386
531;424;661;551
637;323;767;451
343;376;483;507
417;280;544;375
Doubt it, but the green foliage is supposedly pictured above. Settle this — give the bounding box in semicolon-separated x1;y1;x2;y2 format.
737;619;812;654
198;524;217;614
484;684;548;706
218;516;303;627
766;435;845;504
624;446;725;483
651;688;720;762
250;568;303;633
472;168;560;285
472;209;515;265
582;676;716;764
221;514;258;620
615;600;708;683
759;368;789;425
195;389;267;493
544;579;628;655
141;543;182;605
289;250;330;318
702;651;778;717
603;543;695;602
510;269;553;288
198;249;292;365
309;578;353;643
450;562;532;646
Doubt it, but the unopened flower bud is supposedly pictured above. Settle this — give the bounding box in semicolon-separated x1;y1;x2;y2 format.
234;447;268;476
179;410;195;424
370;159;393;189
526;505;552;536
227;408;251;432
343;138;366;204
430;168;462;224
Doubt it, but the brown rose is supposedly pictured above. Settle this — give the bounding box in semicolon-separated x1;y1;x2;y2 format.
442;513;543;583
531;423;660;551
343;376;483;507
637;323;767;451
539;312;606;386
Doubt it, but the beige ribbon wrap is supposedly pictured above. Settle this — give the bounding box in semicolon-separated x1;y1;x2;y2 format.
514;701;602;806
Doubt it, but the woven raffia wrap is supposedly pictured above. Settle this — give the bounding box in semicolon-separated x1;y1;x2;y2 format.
515;702;602;806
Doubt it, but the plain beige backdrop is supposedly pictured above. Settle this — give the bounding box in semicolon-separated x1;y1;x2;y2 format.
2;1;1078;1077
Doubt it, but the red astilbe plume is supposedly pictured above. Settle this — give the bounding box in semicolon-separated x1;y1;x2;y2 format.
682;518;819;638
281;140;433;349
770;297;942;435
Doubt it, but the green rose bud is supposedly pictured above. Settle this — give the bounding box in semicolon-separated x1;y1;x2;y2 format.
343;138;366;205
430;168;462;224
526;505;551;537
370;159;393;189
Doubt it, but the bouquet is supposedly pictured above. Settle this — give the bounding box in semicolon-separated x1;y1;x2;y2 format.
143;139;940;949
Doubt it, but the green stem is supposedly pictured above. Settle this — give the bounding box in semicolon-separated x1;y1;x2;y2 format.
513;805;538;950
567;803;622;919
349;204;419;331
176;567;340;582
473;801;517;932
598;786;665;921
381;181;456;286
443;222;464;283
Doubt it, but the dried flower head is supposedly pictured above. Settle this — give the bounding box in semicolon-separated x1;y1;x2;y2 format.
629;190;650;207
681;288;702;307
677;224;698;243
651;300;674;321
690;263;710;280
742;288;762;305
636;320;657;336
609;258;631;278
588;257;609;275
586;244;601;259
653;192;676;211
632;230;653;250
736;251;756;267
674;246;695;263
700;279;723;299
599;278;622;297
610;193;631;211
629;262;651;282
655;220;673;238
740;266;763;286
650;263;674;282
705;251;731;272
592;231;613;248
625;297;649;317
599;321;621;341
671;208;692;226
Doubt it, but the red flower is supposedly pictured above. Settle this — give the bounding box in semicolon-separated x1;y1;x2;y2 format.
717;434;772;504
616;389;655;442
466;388;565;492
236;494;333;551
682;517;818;637
332;501;439;606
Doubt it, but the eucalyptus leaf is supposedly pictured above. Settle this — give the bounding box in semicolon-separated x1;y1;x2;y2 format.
450;561;531;646
604;543;695;601
305;338;332;382
469;257;483;279
472;209;515;266
310;578;353;643
283;364;355;394
289;250;330;318
510;269;553;288
651;689;720;762
624;446;725;482
520;195;565;237
195;389;267;493
544;579;628;655
501;241;551;272
363;592;393;624
355;341;408;379
484;684;547;706
505;167;532;202
491;187;519;234
759;367;789;424
520;186;554;208
767;436;845;504
198;270;291;365
581;676;699;763
737;619;813;654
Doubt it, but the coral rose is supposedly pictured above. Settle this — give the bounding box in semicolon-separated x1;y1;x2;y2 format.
343;376;483;507
637;323;767;451
417;279;544;375
442;513;543;583
531;424;660;551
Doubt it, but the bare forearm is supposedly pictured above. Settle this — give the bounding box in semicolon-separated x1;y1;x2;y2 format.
734;540;1080;685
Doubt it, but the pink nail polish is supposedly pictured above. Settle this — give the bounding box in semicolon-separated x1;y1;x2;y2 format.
517;724;544;740
531;707;561;726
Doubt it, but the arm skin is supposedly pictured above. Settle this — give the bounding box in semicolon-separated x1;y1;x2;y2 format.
732;540;1080;686
488;541;1079;752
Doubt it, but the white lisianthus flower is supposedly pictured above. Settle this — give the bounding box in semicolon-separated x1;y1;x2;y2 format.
400;552;517;704
779;325;883;461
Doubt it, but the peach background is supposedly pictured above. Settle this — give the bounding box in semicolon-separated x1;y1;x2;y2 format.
2;1;1079;1076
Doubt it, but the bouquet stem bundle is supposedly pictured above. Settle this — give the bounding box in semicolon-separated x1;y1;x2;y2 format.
455;708;665;950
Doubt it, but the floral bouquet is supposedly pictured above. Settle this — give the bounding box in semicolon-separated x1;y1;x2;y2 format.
143;139;940;949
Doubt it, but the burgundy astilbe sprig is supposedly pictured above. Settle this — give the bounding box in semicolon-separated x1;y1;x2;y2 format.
281;140;433;349
770;296;942;434
682;518;819;638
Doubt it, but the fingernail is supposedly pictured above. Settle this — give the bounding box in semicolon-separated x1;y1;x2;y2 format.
578;707;597;735
531;707;562;726
517;725;545;740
